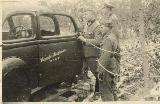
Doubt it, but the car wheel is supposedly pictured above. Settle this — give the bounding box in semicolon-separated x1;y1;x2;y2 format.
67;75;78;85
3;69;31;102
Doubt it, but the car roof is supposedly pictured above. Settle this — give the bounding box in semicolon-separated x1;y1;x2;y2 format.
2;1;52;22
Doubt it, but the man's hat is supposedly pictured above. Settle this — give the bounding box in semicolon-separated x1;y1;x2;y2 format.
83;8;93;13
103;3;114;9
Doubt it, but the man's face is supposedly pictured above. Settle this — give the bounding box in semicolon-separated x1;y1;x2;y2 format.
99;18;111;33
83;11;94;21
101;8;112;17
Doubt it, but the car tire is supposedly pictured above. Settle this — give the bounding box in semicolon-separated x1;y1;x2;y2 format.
3;69;31;102
66;75;78;85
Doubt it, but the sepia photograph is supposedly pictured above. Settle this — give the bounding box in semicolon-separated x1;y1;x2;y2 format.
1;0;160;102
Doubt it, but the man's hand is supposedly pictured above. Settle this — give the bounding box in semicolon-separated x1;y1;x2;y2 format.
78;36;87;43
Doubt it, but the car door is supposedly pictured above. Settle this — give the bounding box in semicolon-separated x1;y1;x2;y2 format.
38;13;83;86
2;12;39;87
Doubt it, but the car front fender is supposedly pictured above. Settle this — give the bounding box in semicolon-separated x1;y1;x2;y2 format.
2;57;27;77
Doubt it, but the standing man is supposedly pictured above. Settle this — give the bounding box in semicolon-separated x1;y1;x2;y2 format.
78;8;103;98
97;17;121;101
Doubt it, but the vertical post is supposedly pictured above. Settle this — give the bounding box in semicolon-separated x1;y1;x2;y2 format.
139;0;150;91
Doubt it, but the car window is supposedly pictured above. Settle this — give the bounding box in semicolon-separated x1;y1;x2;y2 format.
2;21;10;40
55;15;75;35
2;14;34;41
3;20;10;32
39;15;56;37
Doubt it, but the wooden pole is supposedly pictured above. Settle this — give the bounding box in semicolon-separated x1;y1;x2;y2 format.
139;0;150;93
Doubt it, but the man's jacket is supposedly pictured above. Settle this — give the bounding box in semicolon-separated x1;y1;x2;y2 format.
82;20;103;58
97;32;120;74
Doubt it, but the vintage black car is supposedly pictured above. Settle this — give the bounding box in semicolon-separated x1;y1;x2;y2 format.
2;3;84;101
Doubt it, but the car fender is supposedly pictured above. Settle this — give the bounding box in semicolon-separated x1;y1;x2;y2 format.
2;57;27;77
2;57;31;101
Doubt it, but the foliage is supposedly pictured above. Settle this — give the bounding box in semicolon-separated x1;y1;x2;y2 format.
144;0;160;43
118;36;160;100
